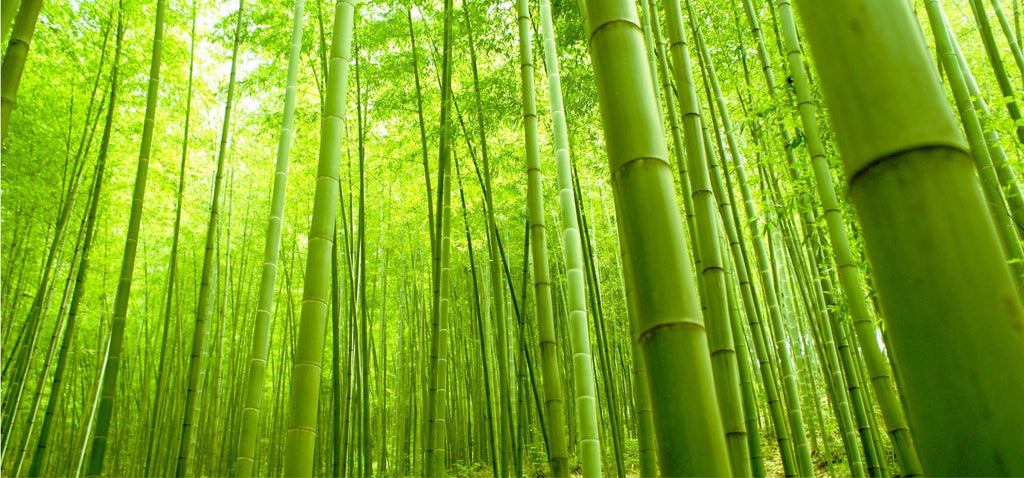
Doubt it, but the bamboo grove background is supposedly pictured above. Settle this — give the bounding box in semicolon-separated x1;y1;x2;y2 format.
1;0;1023;476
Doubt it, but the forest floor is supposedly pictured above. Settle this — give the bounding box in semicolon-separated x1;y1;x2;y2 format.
442;414;894;478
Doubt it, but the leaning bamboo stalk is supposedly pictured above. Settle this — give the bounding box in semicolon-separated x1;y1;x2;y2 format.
282;0;355;474
235;0;305;475
774;0;926;473
0;0;41;141
581;0;731;473
84;1;167;474
794;0;1024;474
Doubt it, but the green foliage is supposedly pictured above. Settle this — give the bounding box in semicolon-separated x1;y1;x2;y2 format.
4;0;1024;476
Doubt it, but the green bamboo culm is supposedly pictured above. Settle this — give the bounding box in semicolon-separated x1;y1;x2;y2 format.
85;1;167;474
687;8;785;477
661;0;750;473
537;0;602;476
773;0;924;474
580;0;731;474
988;0;1024;82
794;0;1024;475
925;0;1024;286
684;7;768;474
514;0;570;476
0;0;41;142
235;0;305;475
0;0;18;42
283;0;355;475
644;2;772;474
143;2;197;475
424;0;455;474
27;10;125;477
736;2;819;475
174;2;244;475
628;8;661;477
605;130;659;478
704;8;798;473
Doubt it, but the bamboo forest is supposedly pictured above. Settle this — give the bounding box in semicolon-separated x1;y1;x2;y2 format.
3;0;1024;475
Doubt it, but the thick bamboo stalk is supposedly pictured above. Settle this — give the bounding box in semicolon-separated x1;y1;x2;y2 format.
774;0;925;474
0;0;41;140
795;0;1024;474
581;0;730;473
282;0;355;474
424;0;454;474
